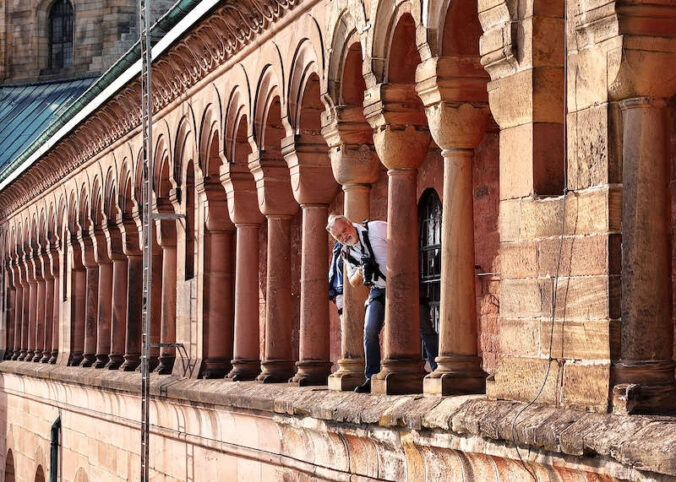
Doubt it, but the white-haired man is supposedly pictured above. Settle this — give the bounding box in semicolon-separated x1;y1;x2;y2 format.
326;214;387;393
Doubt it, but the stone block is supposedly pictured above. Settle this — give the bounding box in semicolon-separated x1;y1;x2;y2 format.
500;241;538;278
540;320;618;360
499;278;549;319
499;124;534;199
498;319;540;356
561;362;611;412
489;356;561;405
551;275;620;321
537;233;620;277
498;199;521;242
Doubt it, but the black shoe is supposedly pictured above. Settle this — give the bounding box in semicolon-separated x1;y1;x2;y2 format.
354;379;371;393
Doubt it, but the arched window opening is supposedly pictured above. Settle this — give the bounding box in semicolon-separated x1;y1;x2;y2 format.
418;189;442;334
5;449;15;482
35;465;45;482
49;0;73;70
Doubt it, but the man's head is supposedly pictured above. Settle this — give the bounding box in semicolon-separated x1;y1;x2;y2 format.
326;214;359;246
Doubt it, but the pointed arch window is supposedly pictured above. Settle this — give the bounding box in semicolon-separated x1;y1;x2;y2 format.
49;0;73;70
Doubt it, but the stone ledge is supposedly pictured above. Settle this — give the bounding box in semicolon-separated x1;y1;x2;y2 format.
1;360;674;478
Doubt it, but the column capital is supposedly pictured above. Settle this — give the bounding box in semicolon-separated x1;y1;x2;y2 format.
281;134;337;205
364;83;431;170
247;150;298;217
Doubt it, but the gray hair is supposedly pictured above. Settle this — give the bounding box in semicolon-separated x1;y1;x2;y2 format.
326;214;351;232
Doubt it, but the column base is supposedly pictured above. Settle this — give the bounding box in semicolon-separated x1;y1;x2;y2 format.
226;360;260;381
371;359;426;395
105;355;124;370
290;361;332;386
3;350;12;360
49;350;58;364
119;354;141;371
11;351;21;360
80;354;96;367
40;352;51;363
154;356;175;374
200;358;231;379
423;355;487;395
612;360;676;415
328;359;365;391
67;352;83;366
31;350;43;362
93;354;110;369
256;360;295;383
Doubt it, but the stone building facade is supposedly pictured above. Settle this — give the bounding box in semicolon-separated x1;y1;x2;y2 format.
0;0;674;480
0;0;174;83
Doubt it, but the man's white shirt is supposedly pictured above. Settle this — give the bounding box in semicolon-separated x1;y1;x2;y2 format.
344;221;387;289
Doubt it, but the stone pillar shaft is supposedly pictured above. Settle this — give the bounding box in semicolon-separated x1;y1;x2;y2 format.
107;258;127;369
292;205;331;385
94;262;113;368
33;278;46;361
121;255;142;371
18;280;29;360
615;98;674;386
11;284;22;360
257;215;294;382
26;277;37;360
157;245;177;373
69;265;86;366
424;148;485;394
328;184;370;390
81;266;99;366
228;224;260;380
202;230;235;378
41;277;55;363
50;273;59;364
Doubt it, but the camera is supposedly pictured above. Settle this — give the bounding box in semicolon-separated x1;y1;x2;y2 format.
361;254;376;287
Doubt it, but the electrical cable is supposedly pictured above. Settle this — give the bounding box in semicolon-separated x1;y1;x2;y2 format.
508;0;570;479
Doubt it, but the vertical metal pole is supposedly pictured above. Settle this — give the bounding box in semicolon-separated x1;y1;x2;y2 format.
138;0;154;481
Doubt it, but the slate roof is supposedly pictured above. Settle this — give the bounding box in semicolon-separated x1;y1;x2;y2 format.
0;77;96;175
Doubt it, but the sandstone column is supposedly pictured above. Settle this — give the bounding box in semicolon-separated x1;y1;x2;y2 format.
91;225;113;369
227;224;260;379
25;258;37;361
197;182;235;379
117;210;145;371
365;84;431;394
33;267;46;362
416;57;490;395
258;214;295;382
613;97;676;409
67;234;86;366
48;263;59;364
105;223;128;370
222;160;264;381
11;265;22;360
290;204;332;385
322;115;381;391
249;148;299;383
282;133;338;386
155;203;178;374
5;275;15;359
41;263;55;363
18;259;30;361
78;227;99;367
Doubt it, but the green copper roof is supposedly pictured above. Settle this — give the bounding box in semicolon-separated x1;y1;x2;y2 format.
0;77;96;173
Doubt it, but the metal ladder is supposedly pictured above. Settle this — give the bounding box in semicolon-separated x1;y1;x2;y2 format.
138;0;154;480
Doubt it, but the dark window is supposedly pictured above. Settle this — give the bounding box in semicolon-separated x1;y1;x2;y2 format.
418;188;442;333
49;0;73;70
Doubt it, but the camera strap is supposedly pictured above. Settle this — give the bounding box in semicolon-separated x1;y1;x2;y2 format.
362;222;386;282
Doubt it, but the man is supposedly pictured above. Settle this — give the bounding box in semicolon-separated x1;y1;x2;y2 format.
326;214;387;393
328;241;344;316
